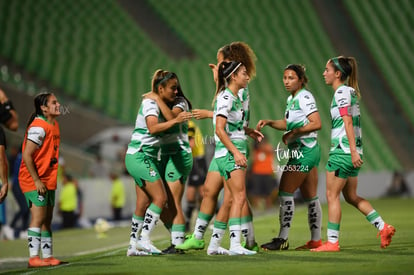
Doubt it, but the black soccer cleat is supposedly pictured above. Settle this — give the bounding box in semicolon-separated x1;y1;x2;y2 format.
162;244;185;255
261;238;289;251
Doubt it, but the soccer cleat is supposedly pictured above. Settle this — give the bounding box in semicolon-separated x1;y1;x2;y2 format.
175;234;205;250
242;241;259;252
207;246;230;255
162;244;185;254
127;245;150;256
27;256;50;268
295;239;323;250
378;223;396;249
43;257;67;266
137;239;162;255
261;238;289;251
229;246;257;256
310;241;340;252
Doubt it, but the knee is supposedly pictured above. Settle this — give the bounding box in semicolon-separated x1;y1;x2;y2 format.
153;195;167;209
202;188;218;202
232;191;246;206
325;189;339;203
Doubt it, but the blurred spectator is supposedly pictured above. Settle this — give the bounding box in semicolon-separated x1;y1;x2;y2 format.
89;154;109;178
0;88;18;239
247;138;279;209
110;170;125;221
9;146;30;238
385;171;411;197
57;155;66;184
184;120;207;231
59;174;79;229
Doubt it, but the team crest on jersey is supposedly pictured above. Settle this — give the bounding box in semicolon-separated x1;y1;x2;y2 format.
149;168;157;177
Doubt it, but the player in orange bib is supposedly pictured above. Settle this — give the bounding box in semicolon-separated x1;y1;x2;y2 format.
19;92;65;268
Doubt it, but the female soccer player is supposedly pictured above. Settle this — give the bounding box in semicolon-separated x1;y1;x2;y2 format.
257;64;323;251
143;74;193;254
311;56;395;252
19;92;64;267
211;61;262;255
125;70;191;256
177;42;260;255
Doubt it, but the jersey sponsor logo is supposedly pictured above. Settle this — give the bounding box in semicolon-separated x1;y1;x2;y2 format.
306;103;316;109
285;111;289;119
338;98;347;106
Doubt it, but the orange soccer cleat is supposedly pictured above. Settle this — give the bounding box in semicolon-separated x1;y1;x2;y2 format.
28;256;49;268
295;239;322;250
310;241;340;252
378;223;396;249
43;257;66;266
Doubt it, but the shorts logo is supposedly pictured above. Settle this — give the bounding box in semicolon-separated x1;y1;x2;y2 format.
38;195;45;202
167;171;174;178
149;168;157;177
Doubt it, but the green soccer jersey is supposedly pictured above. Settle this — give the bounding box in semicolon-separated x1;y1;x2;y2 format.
161;96;191;155
285;89;318;149
126;98;163;159
329;85;363;155
214;88;247;158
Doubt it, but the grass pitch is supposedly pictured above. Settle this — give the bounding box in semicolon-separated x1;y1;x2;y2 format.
1;197;413;274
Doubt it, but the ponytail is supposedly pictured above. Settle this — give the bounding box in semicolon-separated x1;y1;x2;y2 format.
330;56;361;99
347;57;360;99
26;92;52;130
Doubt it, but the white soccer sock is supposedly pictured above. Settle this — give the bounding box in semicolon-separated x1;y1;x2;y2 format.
327;222;340;243
130;215;144;246
208;220;227;251
28;227;41;257
241;218;255;247
140;206;161;241
278;193;294;240
171;224;186;246
366;210;385;231
229;224;242;249
193;213;213;240
41;231;52;259
307;197;322;241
